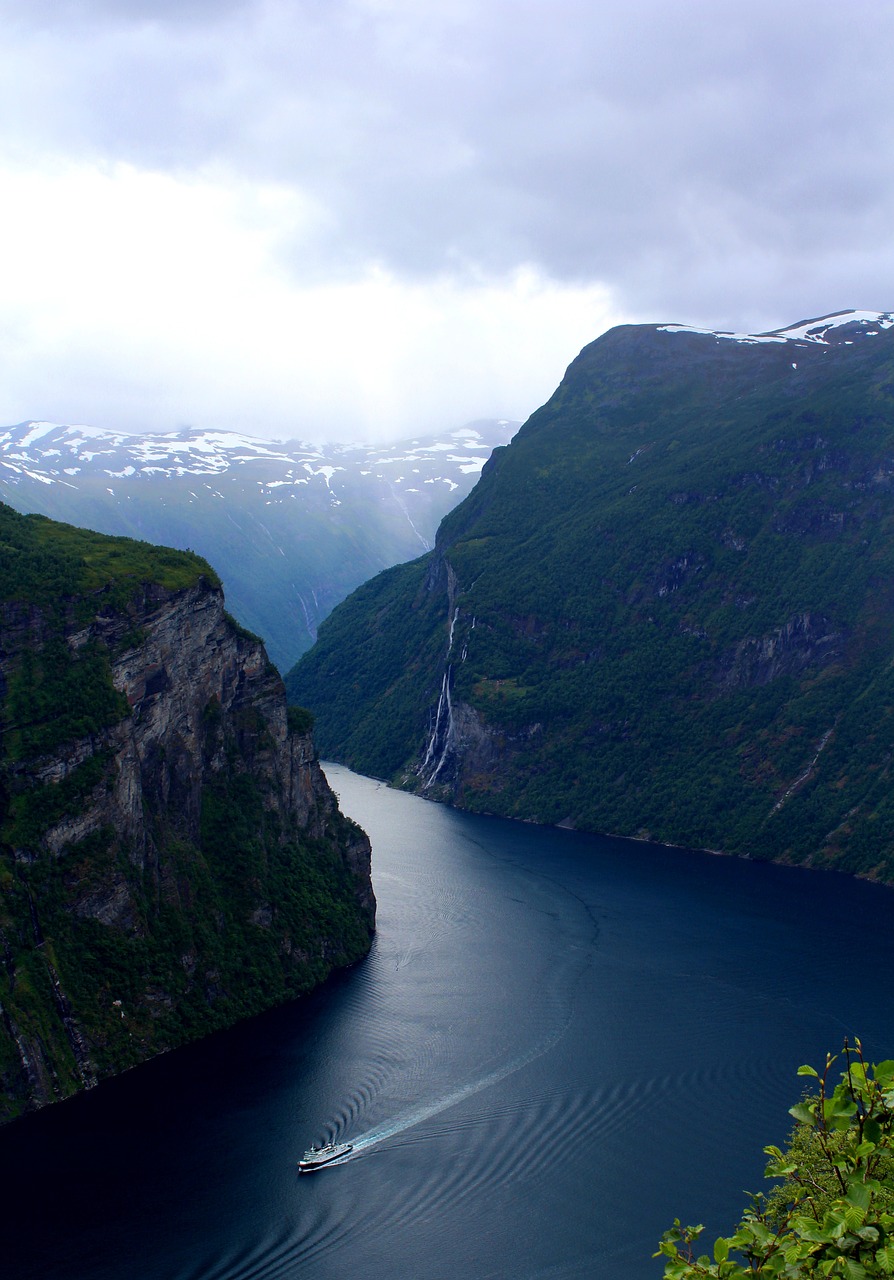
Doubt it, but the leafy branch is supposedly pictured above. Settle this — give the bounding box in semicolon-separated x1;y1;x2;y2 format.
657;1038;894;1277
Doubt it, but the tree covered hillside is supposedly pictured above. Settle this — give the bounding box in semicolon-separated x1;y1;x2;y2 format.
287;313;894;881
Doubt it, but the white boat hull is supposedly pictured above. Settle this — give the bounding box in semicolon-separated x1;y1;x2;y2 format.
298;1142;353;1172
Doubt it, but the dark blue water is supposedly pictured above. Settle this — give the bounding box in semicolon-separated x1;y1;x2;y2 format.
5;765;894;1279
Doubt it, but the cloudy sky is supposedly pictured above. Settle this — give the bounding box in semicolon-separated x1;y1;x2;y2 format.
1;0;892;442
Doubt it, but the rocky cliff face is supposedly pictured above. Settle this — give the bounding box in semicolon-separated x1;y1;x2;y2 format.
0;509;374;1123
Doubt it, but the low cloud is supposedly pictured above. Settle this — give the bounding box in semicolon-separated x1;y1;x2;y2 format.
0;163;617;439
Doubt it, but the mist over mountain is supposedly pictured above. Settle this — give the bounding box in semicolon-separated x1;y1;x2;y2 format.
0;419;519;672
288;310;894;881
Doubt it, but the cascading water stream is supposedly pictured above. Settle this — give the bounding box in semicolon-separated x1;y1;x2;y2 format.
418;668;453;786
419;607;462;788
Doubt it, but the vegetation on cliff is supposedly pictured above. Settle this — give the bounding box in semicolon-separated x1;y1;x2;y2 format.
287;316;894;880
658;1040;894;1278
0;507;217;760
0;503;374;1123
0;503;220;604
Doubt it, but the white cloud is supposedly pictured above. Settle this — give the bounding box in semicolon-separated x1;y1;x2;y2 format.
0;1;892;439
0;161;619;438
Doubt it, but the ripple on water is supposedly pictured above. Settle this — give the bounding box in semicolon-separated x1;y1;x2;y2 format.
7;767;894;1280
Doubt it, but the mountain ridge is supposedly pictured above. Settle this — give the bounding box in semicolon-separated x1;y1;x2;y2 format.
287;309;894;882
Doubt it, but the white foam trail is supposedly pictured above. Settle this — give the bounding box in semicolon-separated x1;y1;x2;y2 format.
339;998;571;1160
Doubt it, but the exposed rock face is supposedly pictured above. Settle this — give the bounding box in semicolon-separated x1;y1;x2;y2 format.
0;551;374;1124
717;613;843;690
11;581;329;873
414;696;543;807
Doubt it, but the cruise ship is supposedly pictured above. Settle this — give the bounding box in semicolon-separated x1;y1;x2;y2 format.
298;1141;353;1172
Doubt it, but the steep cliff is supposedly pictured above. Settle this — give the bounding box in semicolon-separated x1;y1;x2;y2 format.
0;504;375;1123
288;311;894;881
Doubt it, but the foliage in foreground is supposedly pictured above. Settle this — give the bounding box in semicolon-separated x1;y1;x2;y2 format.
658;1040;894;1278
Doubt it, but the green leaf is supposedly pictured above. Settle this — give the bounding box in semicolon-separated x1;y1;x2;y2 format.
842;1201;866;1231
790;1215;829;1244
873;1061;894;1087
790;1101;817;1126
864;1118;883;1145
846;1182;872;1211
877;1241;894;1273
824;1093;858;1130
798;1064;820;1078
824;1206;849;1238
827;1088;858;1116
714;1237;729;1263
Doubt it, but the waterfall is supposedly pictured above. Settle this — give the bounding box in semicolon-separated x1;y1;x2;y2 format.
419;667;454;786
418;608;461;788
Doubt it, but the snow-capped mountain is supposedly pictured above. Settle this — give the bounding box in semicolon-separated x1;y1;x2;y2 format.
0;418;519;671
659;308;894;345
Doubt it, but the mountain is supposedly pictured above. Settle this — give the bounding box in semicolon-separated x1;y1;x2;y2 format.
0;503;375;1123
0;419;519;672
287;310;894;882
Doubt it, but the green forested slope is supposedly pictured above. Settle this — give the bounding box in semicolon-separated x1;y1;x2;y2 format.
0;504;374;1122
288;317;894;879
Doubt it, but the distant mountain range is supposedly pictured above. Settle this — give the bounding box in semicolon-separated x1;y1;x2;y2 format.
288;309;894;882
0;418;518;670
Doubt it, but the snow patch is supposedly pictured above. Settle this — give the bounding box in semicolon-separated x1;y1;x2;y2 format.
19;422;64;447
658;310;894;347
302;464;343;488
